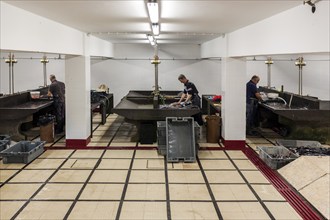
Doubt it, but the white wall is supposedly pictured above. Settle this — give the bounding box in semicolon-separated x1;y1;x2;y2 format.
201;1;329;57
227;1;329;56
0;52;65;94
91;44;222;105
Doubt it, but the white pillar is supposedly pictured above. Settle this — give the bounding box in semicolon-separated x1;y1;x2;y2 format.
221;57;246;149
65;55;91;147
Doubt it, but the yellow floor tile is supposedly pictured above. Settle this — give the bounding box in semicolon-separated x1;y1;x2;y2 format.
62;159;98;169
170;162;200;170
103;150;134;158
211;184;257;201
232;159;258;170
34;183;83;200
168;170;205;183
89;170;128;183
251;184;285;201
125;183;166;200
135;150;162;159
171;202;218;220
0;163;26;169
0;170;19;182
217;202;271;220
132;159;164;170
71;150;103;158
0;183;42;200
130;170;165;183
198;150;228;159
120;202;167;220
97;159;131;169
9;170;55;183
39;150;74;158
169;184;211;201
264;202;302;220
109;142;137;147
241;171;270;184
205;170;245;183
16;201;72;220
25;158;65;169
80;183;124;200
225;150;248;159
0;201;25;220
49;170;92;182
200;159;235;170
68;201;119;220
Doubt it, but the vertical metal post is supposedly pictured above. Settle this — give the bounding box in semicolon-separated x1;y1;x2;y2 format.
151;53;161;109
295;57;306;96
8;53;12;94
5;53;17;94
41;55;49;87
265;57;273;88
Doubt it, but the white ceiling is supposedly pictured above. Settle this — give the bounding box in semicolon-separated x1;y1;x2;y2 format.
5;0;302;45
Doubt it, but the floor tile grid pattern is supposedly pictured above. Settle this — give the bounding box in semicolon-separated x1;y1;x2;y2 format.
1;149;303;220
63;149;109;219
221;150;275;219
242;146;323;220
3;150;76;219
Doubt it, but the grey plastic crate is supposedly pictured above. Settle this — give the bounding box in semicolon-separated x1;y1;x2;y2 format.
166;117;196;162
157;120;200;156
0;141;45;164
0;134;11;145
0;140;10;152
257;146;298;169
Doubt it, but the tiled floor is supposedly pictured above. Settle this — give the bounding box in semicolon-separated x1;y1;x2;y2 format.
0;114;323;219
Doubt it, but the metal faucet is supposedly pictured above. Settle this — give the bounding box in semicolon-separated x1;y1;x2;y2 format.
276;97;287;105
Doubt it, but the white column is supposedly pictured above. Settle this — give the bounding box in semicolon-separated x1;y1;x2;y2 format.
65;55;91;147
221;57;246;148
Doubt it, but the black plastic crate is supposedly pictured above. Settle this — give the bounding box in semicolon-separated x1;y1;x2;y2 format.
275;139;329;156
0;141;45;164
166;117;196;162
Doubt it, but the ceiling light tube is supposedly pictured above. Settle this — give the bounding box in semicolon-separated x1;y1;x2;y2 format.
152;23;160;36
147;0;159;23
147;34;154;42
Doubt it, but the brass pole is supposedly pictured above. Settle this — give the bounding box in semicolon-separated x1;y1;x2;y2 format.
295;57;306;96
41;55;49;87
265;57;274;88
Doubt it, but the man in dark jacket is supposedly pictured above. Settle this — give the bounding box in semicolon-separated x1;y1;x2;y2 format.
48;74;65;134
177;74;203;125
246;75;262;135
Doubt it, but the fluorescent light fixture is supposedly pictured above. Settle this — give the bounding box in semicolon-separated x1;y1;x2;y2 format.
147;34;154;42
147;0;159;23
147;34;157;46
152;23;160;36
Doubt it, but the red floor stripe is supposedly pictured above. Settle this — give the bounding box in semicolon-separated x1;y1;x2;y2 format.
243;147;324;220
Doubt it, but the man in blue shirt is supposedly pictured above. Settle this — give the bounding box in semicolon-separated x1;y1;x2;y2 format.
246;75;261;135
